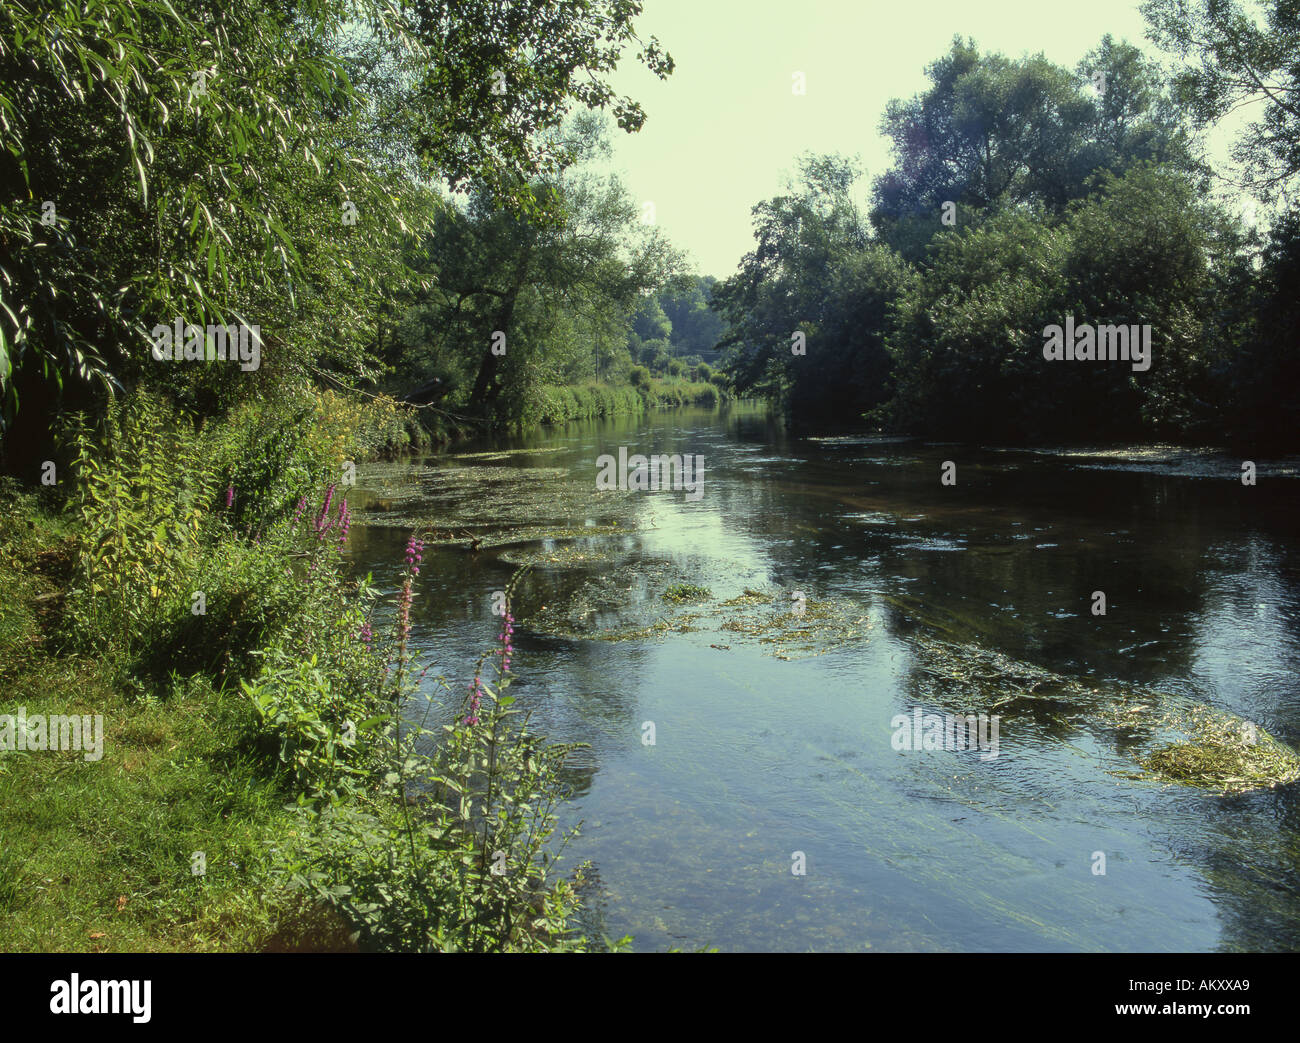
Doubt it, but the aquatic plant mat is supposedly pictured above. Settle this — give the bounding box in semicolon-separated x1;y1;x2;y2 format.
524;580;871;659
905;630;1300;795
351;457;639;549
354;458;870;658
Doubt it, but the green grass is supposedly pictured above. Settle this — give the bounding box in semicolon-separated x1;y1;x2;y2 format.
0;488;348;952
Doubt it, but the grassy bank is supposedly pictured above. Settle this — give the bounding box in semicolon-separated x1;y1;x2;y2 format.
534;376;728;426
0;487;313;951
0;388;615;953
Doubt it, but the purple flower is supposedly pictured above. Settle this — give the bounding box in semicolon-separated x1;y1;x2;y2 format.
315;484;337;534
225;484;235;508
403;534;425;576
464;675;483;726
337;499;351;547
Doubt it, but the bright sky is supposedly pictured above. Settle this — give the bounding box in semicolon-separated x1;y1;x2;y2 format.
600;0;1237;277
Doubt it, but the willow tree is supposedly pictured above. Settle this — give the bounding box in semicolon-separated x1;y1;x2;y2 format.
0;0;672;469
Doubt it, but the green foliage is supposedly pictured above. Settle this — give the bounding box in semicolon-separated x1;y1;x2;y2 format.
883;164;1221;441
712;155;914;427
871;35;1200;260
658;276;727;357
59;388;381;675
62;393;214;659
382;116;684;429
242;649;390;796
1143;0;1300;201
1212;210;1300;448
663;582;710;602
30;392;608;950
266;567;601;952
714;28;1300;447
0;0;674;470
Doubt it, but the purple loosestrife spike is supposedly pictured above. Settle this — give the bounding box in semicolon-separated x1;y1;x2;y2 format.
337;500;351;547
316;484;337;533
225;485;234;508
465;675;484;726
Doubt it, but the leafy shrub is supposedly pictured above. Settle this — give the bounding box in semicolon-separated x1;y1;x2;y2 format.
62;393;215;660
272;571;607;951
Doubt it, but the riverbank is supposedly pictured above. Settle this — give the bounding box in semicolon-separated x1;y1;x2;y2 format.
0;485;315;951
0;381;733;952
413;375;730;447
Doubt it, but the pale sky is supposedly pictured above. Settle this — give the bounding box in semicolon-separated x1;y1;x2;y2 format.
601;0;1240;277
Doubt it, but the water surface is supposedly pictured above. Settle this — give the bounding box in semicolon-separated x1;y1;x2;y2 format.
350;404;1300;952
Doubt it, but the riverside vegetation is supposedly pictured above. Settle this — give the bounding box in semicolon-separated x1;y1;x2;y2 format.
0;389;637;951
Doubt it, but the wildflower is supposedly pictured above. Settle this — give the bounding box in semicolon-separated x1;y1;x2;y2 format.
315;483;337;534
465;675;483;726
403;534;425;576
337;498;351;548
498;610;515;673
225;484;235;508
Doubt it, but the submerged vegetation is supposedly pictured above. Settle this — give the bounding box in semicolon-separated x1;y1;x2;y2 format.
906;629;1300;795
663;583;711;602
1137;714;1300;794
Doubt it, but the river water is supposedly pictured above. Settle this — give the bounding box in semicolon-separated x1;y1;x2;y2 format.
349;402;1300;952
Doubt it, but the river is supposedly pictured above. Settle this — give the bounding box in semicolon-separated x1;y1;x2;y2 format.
348;402;1300;952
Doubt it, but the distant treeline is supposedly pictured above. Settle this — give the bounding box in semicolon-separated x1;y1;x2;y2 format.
712;10;1300;450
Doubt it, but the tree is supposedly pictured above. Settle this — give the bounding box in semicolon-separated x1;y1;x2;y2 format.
712;154;912;427
871;36;1199;260
1143;0;1300;200
386;116;683;425
0;0;674;468
658;276;726;357
884;163;1222;441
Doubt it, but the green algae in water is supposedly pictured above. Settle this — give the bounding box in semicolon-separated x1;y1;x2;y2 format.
716;591;870;659
353;460;642;538
906;631;1300;794
525;573;870;658
663;583;711;603
498;543;613;568
1136;711;1300;794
